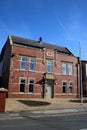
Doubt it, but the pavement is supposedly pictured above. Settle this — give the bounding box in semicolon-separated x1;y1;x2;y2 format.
0;98;87;120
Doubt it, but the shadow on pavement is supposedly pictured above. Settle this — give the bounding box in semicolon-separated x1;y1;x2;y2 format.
70;99;87;103
17;100;51;107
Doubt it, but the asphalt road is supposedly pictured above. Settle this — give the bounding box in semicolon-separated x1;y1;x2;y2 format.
0;113;87;130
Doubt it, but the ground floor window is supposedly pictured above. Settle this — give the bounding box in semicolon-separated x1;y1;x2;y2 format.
29;79;34;93
62;82;67;93
20;79;26;92
69;82;74;93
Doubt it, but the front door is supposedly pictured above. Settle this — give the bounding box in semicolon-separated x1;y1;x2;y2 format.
45;81;54;98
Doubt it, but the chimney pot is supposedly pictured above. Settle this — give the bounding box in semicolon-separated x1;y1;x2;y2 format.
39;37;43;44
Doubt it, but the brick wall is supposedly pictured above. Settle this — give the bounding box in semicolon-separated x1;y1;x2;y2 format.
0;92;6;112
6;44;80;98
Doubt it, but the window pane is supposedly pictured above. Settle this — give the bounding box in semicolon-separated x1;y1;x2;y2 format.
62;64;66;75
62;82;67;93
30;80;34;84
21;57;27;70
29;80;34;93
63;86;66;93
47;61;52;73
69;64;73;75
29;84;33;92
70;82;73;86
30;58;35;71
63;82;67;86
20;84;25;92
69;82;73;93
21;79;25;84
20;79;25;92
22;57;27;61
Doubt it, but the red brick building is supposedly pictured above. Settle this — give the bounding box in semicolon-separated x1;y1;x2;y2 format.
0;35;80;98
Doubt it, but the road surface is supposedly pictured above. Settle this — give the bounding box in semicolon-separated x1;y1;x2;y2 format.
0;113;87;130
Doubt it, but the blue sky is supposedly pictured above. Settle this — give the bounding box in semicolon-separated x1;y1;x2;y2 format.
0;0;87;60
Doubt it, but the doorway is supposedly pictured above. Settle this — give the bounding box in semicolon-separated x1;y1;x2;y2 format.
45;80;54;98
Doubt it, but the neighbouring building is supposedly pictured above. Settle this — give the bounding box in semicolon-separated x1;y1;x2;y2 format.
0;35;80;98
82;60;87;97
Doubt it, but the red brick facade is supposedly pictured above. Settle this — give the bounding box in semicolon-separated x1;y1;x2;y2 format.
0;36;80;98
0;92;6;112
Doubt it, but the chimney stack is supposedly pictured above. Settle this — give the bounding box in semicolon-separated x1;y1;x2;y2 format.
39;37;43;44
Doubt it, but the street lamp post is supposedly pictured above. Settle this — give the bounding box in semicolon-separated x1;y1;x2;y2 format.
79;42;83;105
65;39;83;104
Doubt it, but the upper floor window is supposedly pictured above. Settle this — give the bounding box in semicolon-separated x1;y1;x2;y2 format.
69;64;73;75
20;79;26;92
47;60;52;73
20;56;27;70
29;58;36;71
62;63;67;75
29;79;34;93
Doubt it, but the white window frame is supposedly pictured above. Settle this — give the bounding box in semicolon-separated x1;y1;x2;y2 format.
19;78;26;93
47;60;52;73
62;82;67;93
62;63;67;75
20;56;27;70
69;82;74;93
28;79;34;93
29;58;36;71
68;64;73;75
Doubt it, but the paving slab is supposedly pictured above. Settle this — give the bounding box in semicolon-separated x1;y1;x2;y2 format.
1;107;87;120
5;98;87;112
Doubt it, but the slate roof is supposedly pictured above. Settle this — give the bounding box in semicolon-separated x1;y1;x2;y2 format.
10;35;74;56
